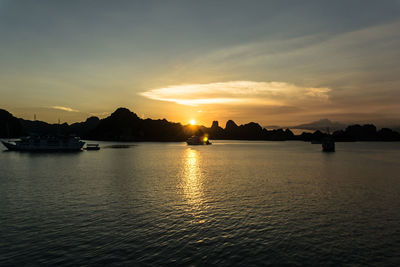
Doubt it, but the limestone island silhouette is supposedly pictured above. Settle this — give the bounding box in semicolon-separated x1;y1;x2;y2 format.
1;108;399;142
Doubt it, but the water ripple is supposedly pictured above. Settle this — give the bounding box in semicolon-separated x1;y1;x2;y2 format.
1;141;400;265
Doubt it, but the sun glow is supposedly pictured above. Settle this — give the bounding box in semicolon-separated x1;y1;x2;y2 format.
190;119;196;125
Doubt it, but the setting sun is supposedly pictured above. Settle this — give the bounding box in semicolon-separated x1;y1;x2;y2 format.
189;119;196;125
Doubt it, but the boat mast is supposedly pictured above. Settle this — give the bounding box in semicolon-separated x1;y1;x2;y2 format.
5;121;10;138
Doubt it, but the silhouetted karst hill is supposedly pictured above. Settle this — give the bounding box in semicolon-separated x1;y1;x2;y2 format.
333;124;377;141
140;118;186;141
224;120;263;139
298;130;326;142
292;118;346;131
86;108;141;141
332;124;400;141
348;124;377;141
239;122;263;139
377;128;400;141
20;119;69;136
225;120;238;131
312;130;325;141
264;128;294;141
69;116;100;137
208;119;292;140
0;108;399;142
209;121;224;139
110;108;140;121
86;108;187;141
0;109;23;137
225;120;239;138
392;126;400;133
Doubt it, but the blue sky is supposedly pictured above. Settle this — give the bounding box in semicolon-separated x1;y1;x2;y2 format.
1;0;399;126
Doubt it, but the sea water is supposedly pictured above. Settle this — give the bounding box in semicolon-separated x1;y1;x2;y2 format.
0;141;399;265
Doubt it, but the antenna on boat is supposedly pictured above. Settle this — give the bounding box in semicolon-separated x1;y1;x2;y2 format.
6;121;10;139
34;114;36;121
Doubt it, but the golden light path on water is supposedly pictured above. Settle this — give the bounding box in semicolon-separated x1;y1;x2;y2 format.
181;148;207;224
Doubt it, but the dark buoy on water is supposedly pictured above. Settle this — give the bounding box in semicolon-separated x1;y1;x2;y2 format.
322;136;335;152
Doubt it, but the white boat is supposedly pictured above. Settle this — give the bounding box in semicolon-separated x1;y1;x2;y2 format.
1;135;85;151
186;135;211;145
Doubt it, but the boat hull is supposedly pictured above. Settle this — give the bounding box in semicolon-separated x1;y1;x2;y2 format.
1;141;17;151
85;146;100;151
186;135;212;145
2;140;85;152
186;141;212;145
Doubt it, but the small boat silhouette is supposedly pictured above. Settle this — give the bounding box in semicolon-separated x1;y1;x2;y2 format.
186;135;212;145
322;136;335;152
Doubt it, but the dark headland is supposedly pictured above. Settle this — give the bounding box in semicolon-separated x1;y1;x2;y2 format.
1;107;400;142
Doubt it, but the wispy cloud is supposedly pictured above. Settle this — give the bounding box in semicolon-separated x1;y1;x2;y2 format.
89;111;110;117
140;81;331;106
49;106;79;112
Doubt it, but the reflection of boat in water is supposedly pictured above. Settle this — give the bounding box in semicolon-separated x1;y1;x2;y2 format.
322;136;335;152
1;135;85;151
186;135;212;145
85;143;100;150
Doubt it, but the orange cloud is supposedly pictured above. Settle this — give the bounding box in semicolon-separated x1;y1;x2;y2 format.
140;81;331;106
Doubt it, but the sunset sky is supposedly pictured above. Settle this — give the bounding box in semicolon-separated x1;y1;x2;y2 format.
1;0;400;127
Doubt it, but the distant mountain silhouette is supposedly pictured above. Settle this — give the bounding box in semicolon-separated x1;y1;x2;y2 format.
263;125;281;130
1;107;399;142
292;119;346;131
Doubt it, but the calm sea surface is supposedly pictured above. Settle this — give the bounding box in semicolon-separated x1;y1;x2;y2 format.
1;141;400;266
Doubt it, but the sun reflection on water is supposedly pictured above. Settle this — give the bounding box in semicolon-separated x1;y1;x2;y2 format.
181;148;206;221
